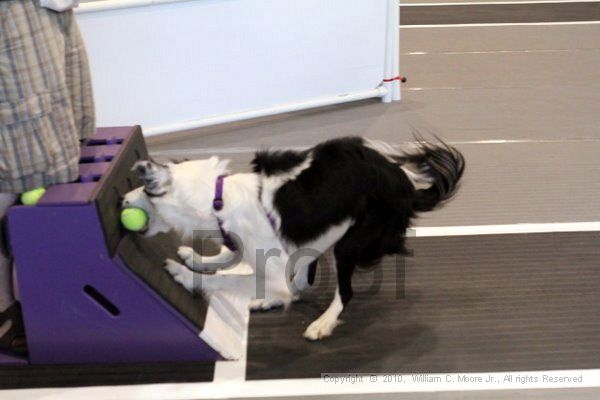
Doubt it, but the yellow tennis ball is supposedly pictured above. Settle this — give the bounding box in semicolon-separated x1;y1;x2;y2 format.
120;208;148;232
20;187;46;205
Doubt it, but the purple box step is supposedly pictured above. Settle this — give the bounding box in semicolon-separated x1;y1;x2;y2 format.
7;126;220;365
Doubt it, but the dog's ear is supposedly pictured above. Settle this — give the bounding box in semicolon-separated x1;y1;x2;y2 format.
207;155;230;173
132;160;171;196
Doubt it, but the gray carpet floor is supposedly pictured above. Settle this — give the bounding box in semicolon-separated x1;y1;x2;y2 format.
247;232;600;379
148;25;600;227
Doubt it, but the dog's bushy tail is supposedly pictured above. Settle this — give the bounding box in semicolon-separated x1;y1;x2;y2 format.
364;134;465;212
404;135;465;212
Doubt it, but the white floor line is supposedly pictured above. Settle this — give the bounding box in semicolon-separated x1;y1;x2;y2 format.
404;48;596;55
400;21;600;28
436;138;600;144
205;292;250;381
212;346;248;382
3;369;599;400
411;221;600;237
211;304;249;382
405;83;596;90
151;138;600;157
401;0;600;7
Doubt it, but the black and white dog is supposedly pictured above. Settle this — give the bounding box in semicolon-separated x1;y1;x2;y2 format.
123;136;464;340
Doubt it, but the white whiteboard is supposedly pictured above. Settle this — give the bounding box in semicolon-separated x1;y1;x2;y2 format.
77;0;391;135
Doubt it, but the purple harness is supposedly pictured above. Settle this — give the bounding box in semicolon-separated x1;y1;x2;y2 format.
213;175;278;251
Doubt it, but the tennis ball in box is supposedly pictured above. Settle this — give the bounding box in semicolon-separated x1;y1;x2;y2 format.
120;208;148;232
20;187;46;205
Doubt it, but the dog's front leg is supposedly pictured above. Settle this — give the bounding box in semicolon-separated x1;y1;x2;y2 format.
164;258;255;296
164;258;197;292
178;245;240;273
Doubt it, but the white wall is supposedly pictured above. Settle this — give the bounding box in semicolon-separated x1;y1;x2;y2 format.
77;0;390;135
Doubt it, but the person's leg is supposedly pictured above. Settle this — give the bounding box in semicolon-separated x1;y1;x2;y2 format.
0;0;90;354
61;9;96;140
0;193;17;342
1;1;81;194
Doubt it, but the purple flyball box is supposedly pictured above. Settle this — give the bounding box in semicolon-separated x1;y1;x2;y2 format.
6;126;220;365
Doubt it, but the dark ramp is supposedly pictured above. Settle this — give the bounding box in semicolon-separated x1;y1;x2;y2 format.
118;232;208;329
246;232;600;379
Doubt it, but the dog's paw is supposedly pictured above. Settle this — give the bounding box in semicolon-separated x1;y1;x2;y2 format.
164;258;194;292
249;298;285;312
177;246;196;268
303;316;341;341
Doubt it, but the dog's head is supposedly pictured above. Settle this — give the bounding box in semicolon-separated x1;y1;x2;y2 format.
123;157;230;239
133;159;172;197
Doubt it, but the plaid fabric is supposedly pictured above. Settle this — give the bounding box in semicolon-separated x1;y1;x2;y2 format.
0;0;95;193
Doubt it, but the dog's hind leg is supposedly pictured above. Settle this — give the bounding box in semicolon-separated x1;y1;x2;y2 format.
177;245;239;273
303;286;344;340
249;265;295;311
241;231;298;311
291;259;318;294
303;223;365;340
303;253;354;340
